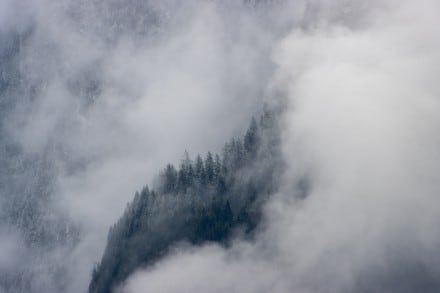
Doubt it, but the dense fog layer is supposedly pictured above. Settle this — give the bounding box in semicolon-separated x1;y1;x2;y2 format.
125;1;440;293
1;0;440;292
0;1;295;292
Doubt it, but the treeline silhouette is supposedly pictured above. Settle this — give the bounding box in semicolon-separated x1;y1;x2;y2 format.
89;108;283;293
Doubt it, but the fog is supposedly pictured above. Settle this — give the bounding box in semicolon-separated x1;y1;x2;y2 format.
0;0;295;292
1;0;440;292
124;0;440;292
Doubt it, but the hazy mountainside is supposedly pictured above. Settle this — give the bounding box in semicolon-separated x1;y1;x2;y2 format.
0;3;172;290
0;1;285;292
4;1;439;293
89;109;286;293
0;31;79;293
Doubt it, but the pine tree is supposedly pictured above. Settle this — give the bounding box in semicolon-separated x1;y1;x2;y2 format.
231;138;245;169
162;164;177;194
205;152;214;182
195;155;206;185
214;154;221;179
244;117;259;156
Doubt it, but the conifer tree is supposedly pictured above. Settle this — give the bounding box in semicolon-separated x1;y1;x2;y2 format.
162;164;177;193
195;155;206;185
205;152;214;182
244;117;259;156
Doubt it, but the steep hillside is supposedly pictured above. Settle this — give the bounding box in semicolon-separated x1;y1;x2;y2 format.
89;109;284;293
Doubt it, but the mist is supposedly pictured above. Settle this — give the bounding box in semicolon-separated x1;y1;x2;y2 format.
1;0;440;292
123;0;440;292
0;0;294;292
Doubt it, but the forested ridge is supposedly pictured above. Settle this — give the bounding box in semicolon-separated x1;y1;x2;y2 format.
89;108;284;293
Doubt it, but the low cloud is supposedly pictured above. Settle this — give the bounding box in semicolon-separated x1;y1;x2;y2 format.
1;0;296;292
123;1;440;292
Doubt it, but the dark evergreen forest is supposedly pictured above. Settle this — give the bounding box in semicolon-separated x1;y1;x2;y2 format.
89;108;284;293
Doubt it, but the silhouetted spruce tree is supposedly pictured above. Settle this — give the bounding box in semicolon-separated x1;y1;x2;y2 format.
244;117;259;157
205;152;214;182
214;154;221;179
231;138;245;169
162;164;177;194
195;155;206;186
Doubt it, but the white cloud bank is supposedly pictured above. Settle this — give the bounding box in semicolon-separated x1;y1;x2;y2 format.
124;0;440;292
0;1;299;292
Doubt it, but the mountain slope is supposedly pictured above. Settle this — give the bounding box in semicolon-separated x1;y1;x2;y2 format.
89;108;284;293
